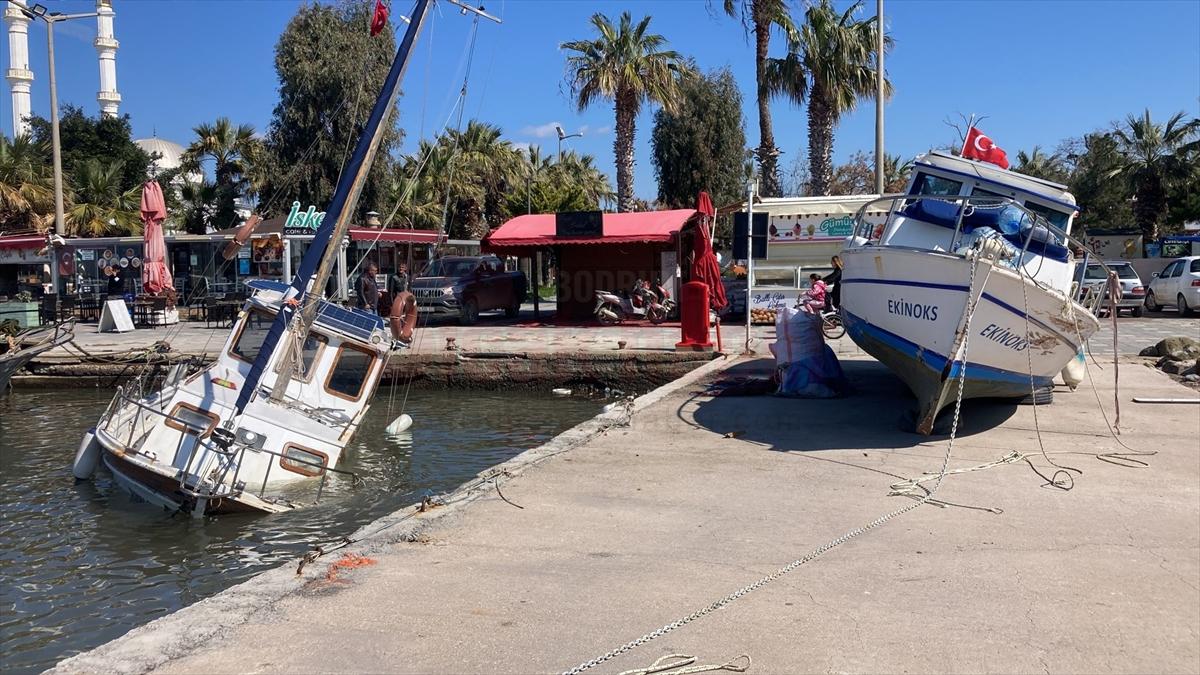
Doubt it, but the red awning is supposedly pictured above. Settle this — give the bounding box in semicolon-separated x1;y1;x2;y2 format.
348;227;443;244
482;209;697;254
0;234;45;250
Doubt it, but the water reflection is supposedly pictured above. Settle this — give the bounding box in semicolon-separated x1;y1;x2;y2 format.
0;387;599;673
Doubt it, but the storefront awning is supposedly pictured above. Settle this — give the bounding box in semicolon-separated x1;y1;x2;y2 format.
0;233;46;250
482;209;697;254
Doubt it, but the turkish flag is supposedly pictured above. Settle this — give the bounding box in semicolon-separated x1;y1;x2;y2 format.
370;0;389;36
961;126;1010;169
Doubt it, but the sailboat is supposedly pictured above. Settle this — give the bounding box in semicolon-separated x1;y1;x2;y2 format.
71;0;435;516
839;151;1104;434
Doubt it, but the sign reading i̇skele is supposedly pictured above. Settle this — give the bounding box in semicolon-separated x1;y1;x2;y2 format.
282;201;327;237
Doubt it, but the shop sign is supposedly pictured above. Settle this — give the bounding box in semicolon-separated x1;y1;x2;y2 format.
283;201;327;237
768;213;884;243
0;247;48;265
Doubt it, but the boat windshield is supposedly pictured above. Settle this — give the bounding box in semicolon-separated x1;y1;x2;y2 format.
1024;201;1071;233
910;172;963;198
426;259;477;277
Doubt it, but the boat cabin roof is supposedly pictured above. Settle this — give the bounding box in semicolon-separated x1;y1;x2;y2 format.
917;151;1077;212
242;279;387;347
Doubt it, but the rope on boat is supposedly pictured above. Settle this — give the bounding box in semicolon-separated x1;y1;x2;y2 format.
558;250;992;675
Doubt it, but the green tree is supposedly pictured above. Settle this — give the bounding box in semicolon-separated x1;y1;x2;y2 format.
651;66;747;209
1108;109;1200;243
773;0;891;196
66;159;141;237
508;148;615;216
28;105;149;196
721;0;796;198
1014;145;1069;184
258;0;400;218
1061;133;1133;235
0;134;54;230
175;180;219;236
562;12;687;212
181;117;263;230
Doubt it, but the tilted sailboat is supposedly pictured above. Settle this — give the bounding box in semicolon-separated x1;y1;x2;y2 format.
72;0;434;515
839;151;1105;434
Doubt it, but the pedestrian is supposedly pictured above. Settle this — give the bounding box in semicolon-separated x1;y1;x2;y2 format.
388;263;410;297
356;262;380;314
106;266;125;298
823;255;843;310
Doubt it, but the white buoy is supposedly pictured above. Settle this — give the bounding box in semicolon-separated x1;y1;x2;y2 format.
385;414;414;435
552;388;572;397
73;428;101;480
1061;350;1085;391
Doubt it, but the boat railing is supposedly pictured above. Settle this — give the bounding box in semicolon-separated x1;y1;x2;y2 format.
850;194;1117;315
100;389;359;509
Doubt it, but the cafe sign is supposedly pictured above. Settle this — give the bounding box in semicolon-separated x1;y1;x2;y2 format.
283;201;327;237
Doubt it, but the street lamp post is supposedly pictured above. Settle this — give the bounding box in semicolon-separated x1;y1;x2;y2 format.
14;2;99;295
554;124;582;161
873;0;885;195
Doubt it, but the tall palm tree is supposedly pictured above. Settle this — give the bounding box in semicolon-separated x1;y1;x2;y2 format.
66;159;141;237
777;0;892;196
175;180;219;236
1015;146;1068;183
0;134;55;231
721;0;795;197
562;12;687;212
1108;109;1200;244
181;118;262;228
882;153;911;193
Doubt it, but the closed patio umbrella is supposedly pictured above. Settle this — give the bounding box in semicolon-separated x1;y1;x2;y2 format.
140;181;173;295
691;191;727;310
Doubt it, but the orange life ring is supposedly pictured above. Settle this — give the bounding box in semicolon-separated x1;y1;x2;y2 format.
389;291;417;342
222;214;262;260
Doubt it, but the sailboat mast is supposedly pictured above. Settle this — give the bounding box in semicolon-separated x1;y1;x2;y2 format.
233;0;432;415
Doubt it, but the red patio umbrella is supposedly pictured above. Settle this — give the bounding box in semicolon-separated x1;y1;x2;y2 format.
140;180;173;295
691;191;727;309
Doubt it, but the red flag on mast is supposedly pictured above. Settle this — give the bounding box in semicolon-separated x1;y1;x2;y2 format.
961;126;1010;169
370;0;389;36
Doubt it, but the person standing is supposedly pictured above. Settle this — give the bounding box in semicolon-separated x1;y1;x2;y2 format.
106;267;125;298
356;262;380;314
823;255;844;310
388;263;410;297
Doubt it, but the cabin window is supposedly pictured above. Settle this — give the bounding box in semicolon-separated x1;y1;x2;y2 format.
279;443;328;477
1022;201;1070;233
165;402;219;437
325;344;375;400
970;186;1011;204
910;172;963;198
229;309;274;364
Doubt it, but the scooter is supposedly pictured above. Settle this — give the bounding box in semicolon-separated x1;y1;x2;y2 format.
595;279;668;325
650;278;677;318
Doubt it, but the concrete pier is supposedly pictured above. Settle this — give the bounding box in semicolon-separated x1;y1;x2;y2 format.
53;352;1200;674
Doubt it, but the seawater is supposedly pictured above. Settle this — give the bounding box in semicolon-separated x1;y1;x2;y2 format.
0;387;600;673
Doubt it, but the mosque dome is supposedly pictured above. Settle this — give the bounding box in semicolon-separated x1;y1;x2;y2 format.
135;137;202;183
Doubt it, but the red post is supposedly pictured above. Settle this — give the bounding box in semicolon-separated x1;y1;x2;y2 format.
676;281;713;352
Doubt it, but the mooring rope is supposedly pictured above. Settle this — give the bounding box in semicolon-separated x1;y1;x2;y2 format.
559;251;992;675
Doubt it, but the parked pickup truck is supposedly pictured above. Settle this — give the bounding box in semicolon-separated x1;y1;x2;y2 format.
411;255;527;325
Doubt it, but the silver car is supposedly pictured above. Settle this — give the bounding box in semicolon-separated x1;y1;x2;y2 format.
1077;261;1146;317
1145;256;1200;316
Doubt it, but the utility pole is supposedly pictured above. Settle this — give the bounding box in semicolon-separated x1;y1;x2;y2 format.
744;180;756;355
873;0;885;195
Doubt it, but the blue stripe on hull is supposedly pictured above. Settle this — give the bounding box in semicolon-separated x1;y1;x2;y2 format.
843;309;1054;397
841;276;1078;350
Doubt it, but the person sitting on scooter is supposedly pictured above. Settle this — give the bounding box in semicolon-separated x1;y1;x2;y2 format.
797;274;827;314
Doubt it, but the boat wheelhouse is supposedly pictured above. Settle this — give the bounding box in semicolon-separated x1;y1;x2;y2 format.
839;151;1104;434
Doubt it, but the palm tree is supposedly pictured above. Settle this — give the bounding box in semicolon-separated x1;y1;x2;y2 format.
181;118;262;228
0;134;55;231
882;153;911;193
777;0;892;196
175;180;219;236
1108;109;1200;244
721;0;795;197
1015;146;1068;183
562;12;687;212
66;159;141;237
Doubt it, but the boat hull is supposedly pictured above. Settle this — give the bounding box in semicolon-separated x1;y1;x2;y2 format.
840;246;1099;433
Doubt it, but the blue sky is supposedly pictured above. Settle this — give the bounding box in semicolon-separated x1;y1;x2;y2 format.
4;0;1199;201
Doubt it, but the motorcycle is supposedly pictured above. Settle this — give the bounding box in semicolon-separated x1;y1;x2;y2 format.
595;279;668;325
650;278;677;318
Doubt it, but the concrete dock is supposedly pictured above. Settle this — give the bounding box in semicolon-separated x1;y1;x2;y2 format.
55;351;1200;674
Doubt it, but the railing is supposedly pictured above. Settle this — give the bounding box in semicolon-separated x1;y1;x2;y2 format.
850;193;1117;314
99;389;359;511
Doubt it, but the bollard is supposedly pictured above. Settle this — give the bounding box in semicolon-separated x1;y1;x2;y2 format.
675;281;713;352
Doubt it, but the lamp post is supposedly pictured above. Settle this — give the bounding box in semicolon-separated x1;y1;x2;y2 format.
554;124;582;161
873;0;885;195
14;2;99;295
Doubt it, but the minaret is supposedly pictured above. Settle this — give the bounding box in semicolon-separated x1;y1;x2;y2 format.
4;1;34;137
94;0;119;117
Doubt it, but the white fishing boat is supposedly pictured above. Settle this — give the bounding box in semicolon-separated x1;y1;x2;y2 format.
71;0;437;515
840;151;1105;434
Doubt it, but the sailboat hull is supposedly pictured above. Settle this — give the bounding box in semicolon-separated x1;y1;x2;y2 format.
840;246;1099;432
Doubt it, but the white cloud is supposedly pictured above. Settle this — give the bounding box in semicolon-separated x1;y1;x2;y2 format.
511;141;533;152
595;125;612;134
520;121;563;139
